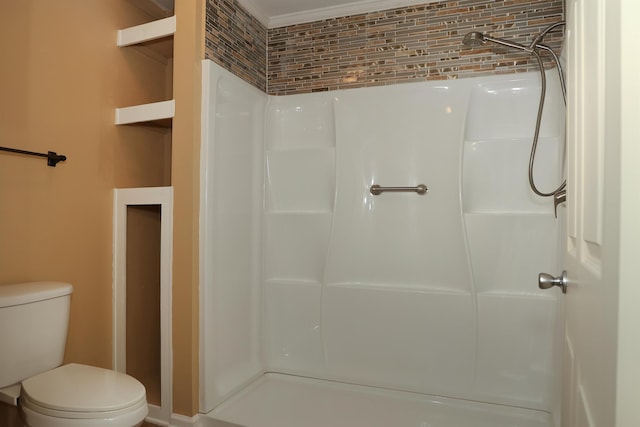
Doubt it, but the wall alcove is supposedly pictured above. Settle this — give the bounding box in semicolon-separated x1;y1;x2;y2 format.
113;186;174;424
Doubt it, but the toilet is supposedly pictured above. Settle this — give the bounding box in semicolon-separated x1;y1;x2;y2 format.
0;282;148;427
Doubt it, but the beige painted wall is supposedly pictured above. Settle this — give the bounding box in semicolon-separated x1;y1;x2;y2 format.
0;0;205;417
0;0;170;377
126;205;162;407
172;0;205;416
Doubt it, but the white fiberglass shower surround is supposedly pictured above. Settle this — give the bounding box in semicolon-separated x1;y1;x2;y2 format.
199;60;565;427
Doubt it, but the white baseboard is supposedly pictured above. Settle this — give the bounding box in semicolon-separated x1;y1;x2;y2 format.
170;412;207;427
143;408;204;427
167;413;242;427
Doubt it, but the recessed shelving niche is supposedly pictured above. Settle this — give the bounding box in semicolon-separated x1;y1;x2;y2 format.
113;2;175;424
115;14;175;126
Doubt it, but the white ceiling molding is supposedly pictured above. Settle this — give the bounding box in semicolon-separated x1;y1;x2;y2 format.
235;0;271;27
236;0;439;29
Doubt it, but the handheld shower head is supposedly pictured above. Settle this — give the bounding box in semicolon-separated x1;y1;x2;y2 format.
462;32;486;47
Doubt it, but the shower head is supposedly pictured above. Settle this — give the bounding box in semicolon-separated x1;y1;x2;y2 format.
462;32;486;47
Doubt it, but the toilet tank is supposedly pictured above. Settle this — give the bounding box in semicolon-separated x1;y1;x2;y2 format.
0;282;73;388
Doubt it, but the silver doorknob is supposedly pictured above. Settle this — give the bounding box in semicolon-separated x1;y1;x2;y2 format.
538;270;567;294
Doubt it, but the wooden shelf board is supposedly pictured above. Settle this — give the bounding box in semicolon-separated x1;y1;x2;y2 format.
117;16;175;48
115;99;175;126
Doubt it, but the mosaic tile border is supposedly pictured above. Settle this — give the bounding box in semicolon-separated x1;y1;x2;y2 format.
267;0;564;95
204;0;564;96
205;0;267;92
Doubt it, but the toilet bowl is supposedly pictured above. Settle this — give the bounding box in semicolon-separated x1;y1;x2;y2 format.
19;364;147;427
0;282;148;427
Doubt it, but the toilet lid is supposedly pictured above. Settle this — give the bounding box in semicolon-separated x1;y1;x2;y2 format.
21;364;146;413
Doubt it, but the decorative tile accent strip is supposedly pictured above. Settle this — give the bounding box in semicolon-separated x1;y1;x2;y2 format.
267;0;564;95
205;0;267;92
204;0;563;96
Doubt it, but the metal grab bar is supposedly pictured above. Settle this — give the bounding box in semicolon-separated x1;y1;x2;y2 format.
370;184;428;196
0;146;67;167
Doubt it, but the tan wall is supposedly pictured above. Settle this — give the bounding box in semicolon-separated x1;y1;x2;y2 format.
0;0;170;371
0;0;205;417
126;205;162;407
172;0;205;416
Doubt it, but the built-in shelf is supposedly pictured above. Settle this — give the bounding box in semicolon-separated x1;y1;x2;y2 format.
116;15;175;127
118;15;175;48
115;100;175;126
118;15;175;61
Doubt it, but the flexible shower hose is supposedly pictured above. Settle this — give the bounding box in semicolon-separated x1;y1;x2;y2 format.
528;39;567;197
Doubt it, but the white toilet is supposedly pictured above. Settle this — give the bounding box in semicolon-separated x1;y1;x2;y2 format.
0;282;148;427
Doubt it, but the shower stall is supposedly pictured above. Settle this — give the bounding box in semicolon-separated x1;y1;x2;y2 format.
199;53;565;426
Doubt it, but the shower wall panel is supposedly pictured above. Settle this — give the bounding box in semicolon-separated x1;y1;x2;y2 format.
325;83;471;291
461;70;564;410
262;72;562;410
200;61;267;411
201;60;564;414
319;82;475;395
263;92;337;379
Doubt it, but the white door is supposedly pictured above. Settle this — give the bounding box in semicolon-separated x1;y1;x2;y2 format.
562;1;640;426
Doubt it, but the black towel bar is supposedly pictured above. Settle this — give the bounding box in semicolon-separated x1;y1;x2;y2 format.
0;146;67;167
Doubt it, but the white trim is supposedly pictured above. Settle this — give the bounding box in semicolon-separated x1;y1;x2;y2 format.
198;60;211;413
236;0;442;28
617;1;640;425
170;412;205;427
144;411;205;427
170;412;244;427
113;186;174;425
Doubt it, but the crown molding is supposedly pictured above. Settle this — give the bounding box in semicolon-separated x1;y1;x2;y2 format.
237;0;439;29
235;0;271;27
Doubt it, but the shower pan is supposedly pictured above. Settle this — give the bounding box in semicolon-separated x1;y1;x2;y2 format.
199;32;566;426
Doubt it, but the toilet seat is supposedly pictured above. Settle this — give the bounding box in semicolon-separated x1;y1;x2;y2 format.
20;363;147;426
20;400;148;427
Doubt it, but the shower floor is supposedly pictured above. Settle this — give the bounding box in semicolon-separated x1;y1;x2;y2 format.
202;374;551;427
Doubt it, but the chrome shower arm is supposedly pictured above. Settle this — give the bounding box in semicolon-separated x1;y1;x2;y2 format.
482;35;531;52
